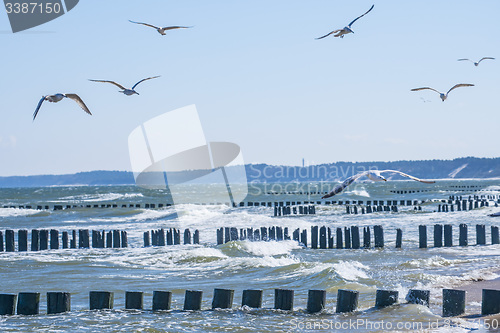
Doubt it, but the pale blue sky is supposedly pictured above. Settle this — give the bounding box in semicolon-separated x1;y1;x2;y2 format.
1;0;499;176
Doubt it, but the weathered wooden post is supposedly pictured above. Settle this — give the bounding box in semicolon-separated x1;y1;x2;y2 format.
144;231;150;247
230;227;238;241
18;230;28;252
5;230;15;252
0;294;16;315
375;290;398;308
39;229;49;250
311;226;318;249
419;225;427;249
269;226;276;240
336;228;343;249
442;289;465;317
242;289;262;308
184;290;203;311
459;224;468;246
274;289;294;311
92;230;99;248
363;227;370;248
89;291;114;310
224;227;230;243
112;230;120;248
444;225;453;247
319;226;327;249
71;230;77;249
121;231;128;247
492;226;500;245
336;289;358;313
406;289;430;307
17;292;40;315
476;224;486;245
434;224;443;247
261;227;268;241
351;226;360;249
184;229;191;244
167;229;173;245
49;229;59;250
396;228;402;248
307;290;326;313
212;288;234;309
47;292;71;314
217;228;223;245
328;227;334;249
374;225;384;248
344;227;351;249
482;289;500;315
152;291;172;311
300;229;307;247
193;230;200;244
0;231;3;252
254;229;260;241
125;291;143;310
79;229;90;248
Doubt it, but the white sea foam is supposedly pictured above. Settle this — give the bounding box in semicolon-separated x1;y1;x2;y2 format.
0;207;40;217
240;240;301;256
331;260;370;281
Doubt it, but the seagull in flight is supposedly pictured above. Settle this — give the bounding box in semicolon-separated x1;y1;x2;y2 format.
129;20;192;35
33;94;91;121
411;84;474;102
316;4;374;39
457;57;495;67
322;170;435;199
89;76;160;96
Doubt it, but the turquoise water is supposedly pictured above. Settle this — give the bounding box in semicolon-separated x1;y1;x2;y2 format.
0;179;499;332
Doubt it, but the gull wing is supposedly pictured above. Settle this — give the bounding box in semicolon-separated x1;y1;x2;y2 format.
33;96;46;121
380;170;435;184
347;4;374;27
65;94;92;116
131;75;160;90
129;20;159;30
478;57;495;64
89;79;127;91
457;58;472;63
446;83;474;95
322;171;368;199
162;26;193;30
316;29;342;40
410;87;441;94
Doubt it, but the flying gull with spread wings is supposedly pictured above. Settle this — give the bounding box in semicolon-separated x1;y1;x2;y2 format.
322;170;435;199
89;76;160;96
129;20;192;35
33;93;91;121
316;4;374;39
411;84;474;102
457;57;495;67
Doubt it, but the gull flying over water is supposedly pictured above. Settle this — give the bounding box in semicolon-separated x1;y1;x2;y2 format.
457;57;495;67
129;20;192;35
411;84;474;102
33;93;91;121
89;76;160;96
316;4;374;39
321;170;435;199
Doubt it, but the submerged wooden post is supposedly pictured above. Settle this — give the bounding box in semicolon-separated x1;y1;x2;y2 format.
406;289;430;307
5;230;15;252
17;292;40;315
419;225;427;248
40;229;49;250
482;289;500;315
47;292;71;314
374;225;384;248
442;289;465;317
274;289;294;311
152;291;172;311
344;227;351;249
307;290;326;313
0;294;17;315
212;288;234;309
183;290;203;311
319;226;327;249
144;231;150;247
79;229;90;248
375;290;398;308
444;225;453;247
121;231;128;247
363;227;370;248
125;291;143;310
336;228;343;249
242;289;262;308
492;226;500;245
18;230;28;252
174;229;181;245
336;289;358;313
217;228;223;245
184;229;191;245
396;228;402;248
351;226;360;249
459;224;468;246
112;230;120;248
89;291;114;310
71;230;77;249
193;230;200;244
0;231;3;252
300;229;307;247
328;227;334;249
434;224;443;247
311;226;318;249
476;224;486;245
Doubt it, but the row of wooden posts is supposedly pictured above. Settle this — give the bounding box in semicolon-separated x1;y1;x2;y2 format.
217;224;500;249
273;205;316;217
0;229;128;252
143;228;200;247
0;288;499;317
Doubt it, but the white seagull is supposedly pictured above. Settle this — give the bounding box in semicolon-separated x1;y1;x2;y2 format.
316;4;374;39
411;84;474;102
33;93;91;121
322;170;435;199
457;57;495;67
89;76;160;96
129;20;192;35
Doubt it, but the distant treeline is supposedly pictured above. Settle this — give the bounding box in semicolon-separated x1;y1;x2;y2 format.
0;157;498;187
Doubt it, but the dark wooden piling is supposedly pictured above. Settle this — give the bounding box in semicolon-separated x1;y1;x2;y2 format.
311;226;318;249
106;231;112;248
300;229;307;247
0;294;17;315
242;289;262;308
5;230;15;252
40;229;49;250
47;292;71;314
143;231;150;247
79;229;90;248
125;291;143;310
89;291;114;310
92;230;99;248
459;224;468;246
434;225;443;247
0;232;3;251
292;228;299;242
112;230;120;248
419;225;427;249
277;227;283;241
152;291;172;311
406;289;430;307
442;289;465;317
212;288;234;309
174;229;181;245
247;228;254;241
71;230;77;249
374;225;384;248
492;226;499;245
336;289;358;313
184;229;191;245
396;229;402;248
476;224;486;245
351;226;360;249
183;290;203;311
363;227;370;248
224;227;230;243
375;290;398;308
17;292;40;315
274;289;294;311
254;229;261;241
444;225;453;247
307;290;326;313
482;289;500;315
61;231;68;249
328;227;334;249
158;229;165;246
217;228;223;245
336;228;343;249
193;230;200;244
49;229;59;250
121;231;127;247
18;230;28;252
344;227;351;249
167;229;173;245
268;226;275;240
319;226;327;249
230;227;238;241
